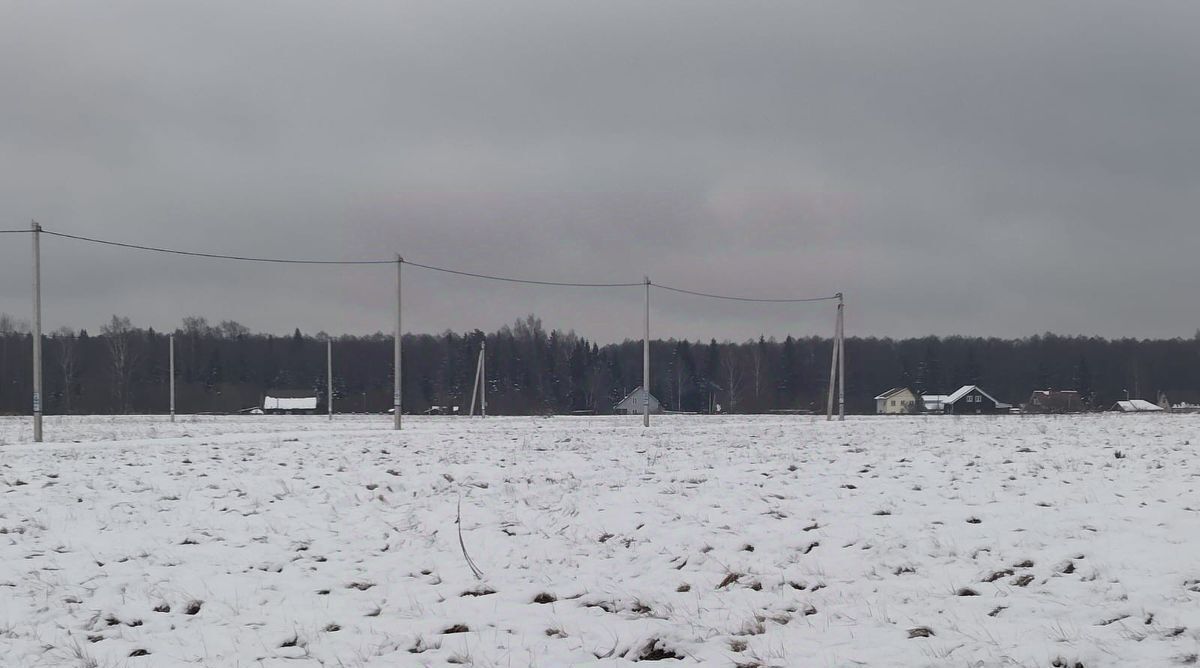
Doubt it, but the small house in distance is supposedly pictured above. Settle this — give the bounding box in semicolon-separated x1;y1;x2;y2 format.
1112;399;1164;413
942;385;1011;414
614;386;662;415
263;390;318;415
874;387;920;414
1026;389;1085;413
922;394;950;413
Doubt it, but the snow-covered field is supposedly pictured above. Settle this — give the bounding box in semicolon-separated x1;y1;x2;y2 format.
2;414;1199;667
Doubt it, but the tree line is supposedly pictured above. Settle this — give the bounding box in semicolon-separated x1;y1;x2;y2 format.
1;312;1198;415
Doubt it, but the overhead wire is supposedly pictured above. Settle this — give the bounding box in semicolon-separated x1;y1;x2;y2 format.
31;226;839;301
41;230;394;265
651;282;841;303
401;258;643;288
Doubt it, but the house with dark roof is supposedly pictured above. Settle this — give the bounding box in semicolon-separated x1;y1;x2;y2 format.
1026;389;1085;413
942;385;1011;414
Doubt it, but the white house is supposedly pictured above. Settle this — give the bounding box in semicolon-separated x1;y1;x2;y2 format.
874;387;920;414
263;392;318;414
614;386;662;415
922;394;950;412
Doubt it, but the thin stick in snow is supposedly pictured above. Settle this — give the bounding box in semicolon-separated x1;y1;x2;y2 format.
456;495;485;580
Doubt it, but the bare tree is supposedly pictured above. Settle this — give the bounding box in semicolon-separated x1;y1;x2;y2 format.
750;342;764;404
102;315;138;413
53;327;79;414
722;345;746;413
219;320;250;339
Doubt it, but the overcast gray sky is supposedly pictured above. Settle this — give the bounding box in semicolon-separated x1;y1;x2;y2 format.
3;1;1198;342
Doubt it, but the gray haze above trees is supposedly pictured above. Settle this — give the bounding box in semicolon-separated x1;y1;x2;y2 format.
3;2;1200;341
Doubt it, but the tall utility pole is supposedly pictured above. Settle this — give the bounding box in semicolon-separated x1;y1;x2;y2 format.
327;338;333;421
643;276;650;427
394;256;402;430
826;293;842;422
31;220;43;442
469;341;486;417
837;294;846;421
169;334;176;422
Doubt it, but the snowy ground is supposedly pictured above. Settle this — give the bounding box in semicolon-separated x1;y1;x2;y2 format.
2;414;1200;667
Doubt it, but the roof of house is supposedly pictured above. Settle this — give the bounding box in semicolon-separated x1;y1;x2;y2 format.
1031;389;1080;396
945;385;1010;408
265;389;317;399
1113;399;1163;412
614;386;658;408
264;395;318;410
874;387;915;401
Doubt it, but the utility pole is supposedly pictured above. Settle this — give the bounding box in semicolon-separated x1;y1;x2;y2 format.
31;220;43;442
826;294;841;422
480;339;486;418
838;294;846;421
169;334;176;422
469;342;482;417
394;256;402;430
327;338;333;421
643;276;650;427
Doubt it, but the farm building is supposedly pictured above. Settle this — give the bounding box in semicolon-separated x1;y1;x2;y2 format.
922;394;950;413
262;391;318;415
874;387;920;414
942;385;1011;414
1158;391;1200;412
1112;399;1163;413
1026;389;1085;413
614;386;662;415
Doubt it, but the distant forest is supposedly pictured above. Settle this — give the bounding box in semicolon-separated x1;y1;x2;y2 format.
1;312;1198;415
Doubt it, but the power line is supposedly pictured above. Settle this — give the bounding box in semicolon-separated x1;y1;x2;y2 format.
33;226;839;301
403;259;643;288
652;282;840;303
0;229;32;234
41;230;395;265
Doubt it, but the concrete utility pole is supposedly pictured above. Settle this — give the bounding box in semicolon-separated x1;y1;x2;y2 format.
469;343;482;417
327;338;333;420
838;294;846;421
480;340;486;417
643;276;651;427
394;256;402;430
826;294;841;422
169;334;176;422
31;220;43;442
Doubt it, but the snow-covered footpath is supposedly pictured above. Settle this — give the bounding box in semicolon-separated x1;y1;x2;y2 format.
1;414;1199;667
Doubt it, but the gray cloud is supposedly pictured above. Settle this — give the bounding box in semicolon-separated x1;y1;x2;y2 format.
3;1;1199;341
